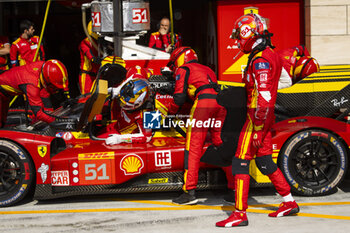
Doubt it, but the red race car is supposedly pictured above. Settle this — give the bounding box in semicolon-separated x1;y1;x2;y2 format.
1;65;349;207
0;74;222;207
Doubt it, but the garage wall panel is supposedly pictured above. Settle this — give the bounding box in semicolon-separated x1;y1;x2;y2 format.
311;35;350;64
310;6;347;35
308;0;350;6
307;0;350;65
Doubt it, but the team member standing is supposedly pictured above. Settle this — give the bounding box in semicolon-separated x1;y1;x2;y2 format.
216;13;299;227
148;17;182;53
79;21;102;95
166;47;228;205
0;36;10;72
0;59;75;129
278;45;320;89
10;20;45;67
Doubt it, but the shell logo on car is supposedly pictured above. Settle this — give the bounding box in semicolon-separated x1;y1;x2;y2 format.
120;154;144;175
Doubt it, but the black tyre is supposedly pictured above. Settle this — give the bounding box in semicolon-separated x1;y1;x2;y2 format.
0;140;35;207
278;130;348;196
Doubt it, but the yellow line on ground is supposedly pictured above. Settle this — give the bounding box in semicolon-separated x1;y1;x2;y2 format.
1;205;350;220
0;206;210;215
1;200;350;221
246;208;350;220
107;198;177;206
111;199;350;220
109;198;350;208
297;213;350;220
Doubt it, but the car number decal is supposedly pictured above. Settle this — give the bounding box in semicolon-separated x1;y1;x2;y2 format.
77;152;116;185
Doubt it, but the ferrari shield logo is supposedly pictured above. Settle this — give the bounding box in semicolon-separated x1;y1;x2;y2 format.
37;145;48;158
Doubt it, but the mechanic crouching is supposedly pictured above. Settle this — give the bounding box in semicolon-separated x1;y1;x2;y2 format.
0;59;76;130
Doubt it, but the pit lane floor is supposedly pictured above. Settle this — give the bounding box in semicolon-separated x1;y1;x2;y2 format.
1;179;350;233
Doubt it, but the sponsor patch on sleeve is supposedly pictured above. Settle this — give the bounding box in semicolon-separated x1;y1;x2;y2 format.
259;73;268;82
175;74;181;81
255;62;270;70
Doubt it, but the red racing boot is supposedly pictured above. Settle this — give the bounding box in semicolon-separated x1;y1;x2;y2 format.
268;201;300;217
215;211;248;227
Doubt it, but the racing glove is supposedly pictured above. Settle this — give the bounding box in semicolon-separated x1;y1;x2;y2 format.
105;132;150;145
252;131;263;149
252;124;264;149
50;117;77;131
105;134;131;145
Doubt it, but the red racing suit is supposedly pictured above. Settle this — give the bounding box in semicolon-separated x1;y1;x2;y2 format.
0;36;10;71
99;103;153;143
168;61;230;191
148;32;182;52
10;36;45;67
234;47;291;211
0;61;55;127
278;45;310;79
79;38;100;95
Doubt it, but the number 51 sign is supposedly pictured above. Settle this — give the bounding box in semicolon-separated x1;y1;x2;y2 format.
132;8;148;24
123;1;150;32
90;1;150;33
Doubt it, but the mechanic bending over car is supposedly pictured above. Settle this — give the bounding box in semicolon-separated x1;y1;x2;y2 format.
216;13;299;228
277;45;320;89
97;66;154;145
164;47;234;205
0;59;77;130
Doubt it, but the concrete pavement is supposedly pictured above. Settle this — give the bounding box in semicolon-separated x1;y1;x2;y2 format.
0;179;350;233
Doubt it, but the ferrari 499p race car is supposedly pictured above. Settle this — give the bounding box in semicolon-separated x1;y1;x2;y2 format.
0;64;349;207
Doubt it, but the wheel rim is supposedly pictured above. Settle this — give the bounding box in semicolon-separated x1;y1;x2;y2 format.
0;151;22;196
289;138;340;189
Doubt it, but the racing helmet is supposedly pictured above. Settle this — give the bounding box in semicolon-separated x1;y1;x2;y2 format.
87;21;99;40
167;47;198;71
119;78;151;111
293;56;320;83
231;13;268;53
126;66;153;79
41;59;69;93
